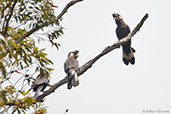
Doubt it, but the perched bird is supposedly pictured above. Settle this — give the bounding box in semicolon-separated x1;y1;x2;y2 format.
64;50;79;89
113;13;135;65
31;74;50;99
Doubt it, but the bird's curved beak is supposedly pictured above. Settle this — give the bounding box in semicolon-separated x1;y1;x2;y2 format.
74;50;79;58
74;50;79;54
112;13;117;19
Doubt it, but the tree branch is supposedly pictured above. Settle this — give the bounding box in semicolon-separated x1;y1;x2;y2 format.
57;0;83;20
15;0;83;44
3;0;17;37
4;13;148;106
36;13;149;102
15;27;39;44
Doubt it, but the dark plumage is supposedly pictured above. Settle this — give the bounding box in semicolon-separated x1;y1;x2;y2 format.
113;13;135;65
31;74;49;98
64;50;79;89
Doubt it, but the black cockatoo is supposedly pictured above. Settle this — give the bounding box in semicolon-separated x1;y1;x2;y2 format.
64;50;79;89
31;74;50;99
112;13;135;65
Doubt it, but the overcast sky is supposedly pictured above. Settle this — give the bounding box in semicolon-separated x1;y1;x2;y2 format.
40;0;171;114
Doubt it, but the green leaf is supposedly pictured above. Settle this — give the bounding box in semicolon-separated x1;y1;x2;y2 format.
20;91;26;96
47;67;54;72
45;58;53;65
39;53;47;58
10;40;19;49
0;61;6;76
25;89;31;95
0;90;7;105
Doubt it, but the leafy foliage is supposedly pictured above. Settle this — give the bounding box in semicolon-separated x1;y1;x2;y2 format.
0;0;63;113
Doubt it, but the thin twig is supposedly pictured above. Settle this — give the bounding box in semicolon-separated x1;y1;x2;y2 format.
3;0;17;37
57;0;83;20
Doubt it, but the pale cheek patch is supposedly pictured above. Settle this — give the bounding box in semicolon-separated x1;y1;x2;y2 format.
119;16;122;19
69;53;74;57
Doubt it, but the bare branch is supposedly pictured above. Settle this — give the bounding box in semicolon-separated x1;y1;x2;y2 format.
130;13;149;37
15;0;83;44
57;0;83;20
3;0;17;37
3;13;148;105
15;27;39;44
36;13;149;102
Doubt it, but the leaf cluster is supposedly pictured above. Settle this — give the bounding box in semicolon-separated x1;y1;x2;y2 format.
0;0;62;113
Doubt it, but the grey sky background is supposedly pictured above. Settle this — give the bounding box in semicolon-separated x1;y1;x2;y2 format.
39;0;171;113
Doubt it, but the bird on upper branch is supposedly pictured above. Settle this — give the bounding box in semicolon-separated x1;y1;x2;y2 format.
31;73;50;99
112;13;135;65
64;50;79;89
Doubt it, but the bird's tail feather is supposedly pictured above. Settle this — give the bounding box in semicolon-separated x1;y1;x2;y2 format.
72;73;79;87
67;70;79;89
67;77;72;89
122;48;135;65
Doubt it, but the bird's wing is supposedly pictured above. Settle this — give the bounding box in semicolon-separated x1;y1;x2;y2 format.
64;58;79;73
116;25;130;39
32;75;49;87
